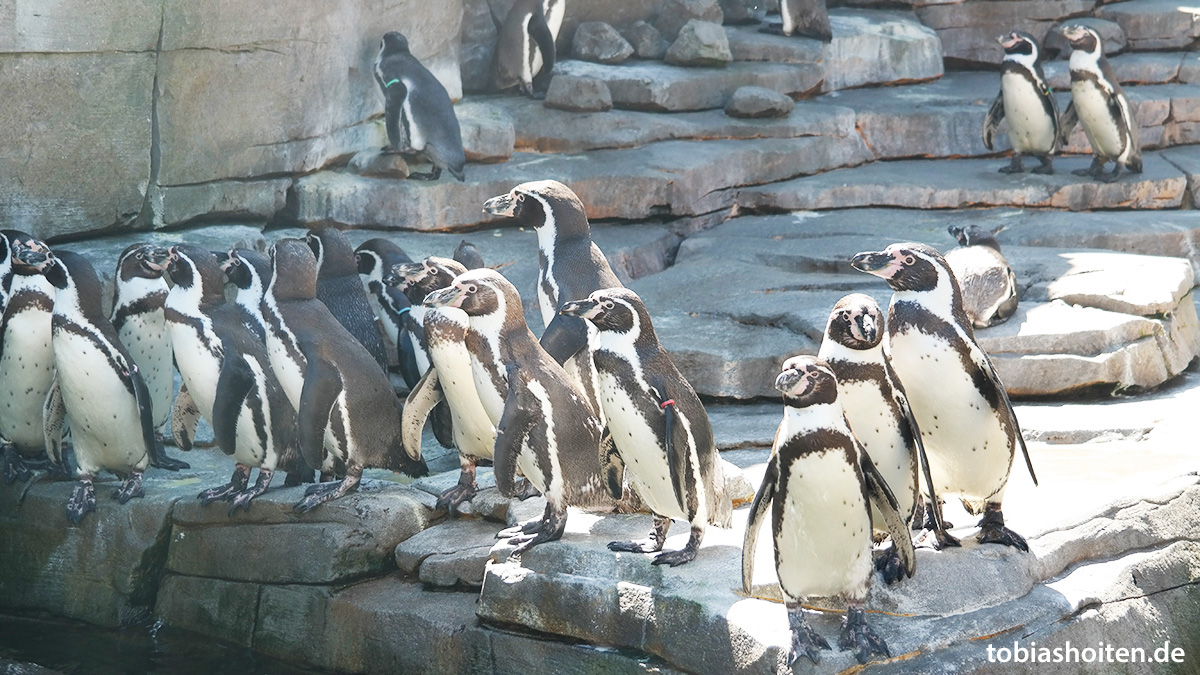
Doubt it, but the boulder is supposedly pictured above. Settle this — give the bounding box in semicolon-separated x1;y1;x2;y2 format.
572;22;635;64
654;0;725;40
456;101;516;162
725;24;827;64
1044;18;1126;58
665;20;734;67
824;9;944;91
458;0;499;93
349;149;412;179
718;0;766;24
1098;0;1200;50
621;20;671;59
544;75;615;113
724;86;795;118
394;517;504;587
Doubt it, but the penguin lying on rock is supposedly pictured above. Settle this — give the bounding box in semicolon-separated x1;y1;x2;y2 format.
743;356;914;665
945;225;1019;329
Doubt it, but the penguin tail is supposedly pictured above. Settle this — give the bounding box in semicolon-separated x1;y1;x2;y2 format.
450;166;466;183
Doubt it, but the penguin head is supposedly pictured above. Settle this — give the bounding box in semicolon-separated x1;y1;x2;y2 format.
424;268;520;322
482;180;590;239
775;356;840;407
1059;24;1101;54
269;238;319;301
453;239;487;270
948;224;1003;251
381;31;410;55
386;257;468;303
560;288;646;335
15;246;64;288
117;243;170;282
996;31;1040;66
825;293;882;350
355;239;412;281
166;245;226;304
6;232;48;276
222;249;272;295
850;243;950;293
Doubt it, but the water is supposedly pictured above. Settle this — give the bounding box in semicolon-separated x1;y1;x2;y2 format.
0;613;332;675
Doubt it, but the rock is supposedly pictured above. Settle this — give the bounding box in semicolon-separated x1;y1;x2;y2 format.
394;518;504;587
456;101;516;163
544;75;615;113
559;0;672;45
553;58;821;112
1044;52;1186;89
1044;18;1126;58
916;0;1094;68
349;149;412;179
724;86;795;118
725;24;827;64
719;0;766;24
823;9;944;92
654;0;725;40
151;179;290;228
664;20;733;67
621;20;671;59
156;575;260;646
572;22;635;64
1098;0;1200;51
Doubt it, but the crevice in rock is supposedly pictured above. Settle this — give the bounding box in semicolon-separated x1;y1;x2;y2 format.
135;6;167;231
127;498;181;629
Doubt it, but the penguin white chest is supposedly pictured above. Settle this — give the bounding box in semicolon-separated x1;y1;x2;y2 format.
887;327;1014;502
167;323;222;422
232;355;272;467
774;450;872;600
837;378;915;520
0;307;55;450
120;313;174;426
1000;72;1055;153
1070;80;1124;158
265;332;306;411
597;371;687;521
427;340;495;460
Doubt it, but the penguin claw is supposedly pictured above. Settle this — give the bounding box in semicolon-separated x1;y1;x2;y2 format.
113;474;145;504
436;483;477;514
650;547;698;567
151;454;190;471
839;608;891;665
607;538;662;554
977;523;1029;551
513;478;541;500
787;619;831;665
197;484;241;505
873;546;906;584
3;448;32;484
66;482;97;524
497;518;542;540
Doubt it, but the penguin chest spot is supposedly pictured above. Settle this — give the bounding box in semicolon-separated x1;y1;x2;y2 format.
598;375;687;521
838;379;915;519
53;331;146;472
1000;73;1055;152
1071;81;1124;157
168;324;222;421
120;314;174;423
775;451;872;600
0;309;56;447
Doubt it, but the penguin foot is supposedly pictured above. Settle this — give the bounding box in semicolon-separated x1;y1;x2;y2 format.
151;450;190;472
513;478;541;500
198;465;251;506
758;21;785;35
497;518;543;540
67;479;97;524
608;538;662;554
651;524;703;567
913;526;961;551
409;166;442;182
786;605;830;665
3;446;32;484
976;507;1029;552
1097;167;1122;183
293;474;360;513
436;481;477;514
838;607;891;665
47;462;73;482
998;156;1024;174
1031;157;1055;175
228;469;272;516
1071;167;1094;177
873;545;906;584
113;472;145;505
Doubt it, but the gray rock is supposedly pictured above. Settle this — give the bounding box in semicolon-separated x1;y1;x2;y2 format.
719;0;766;24
725;24;827;64
152;179;290;228
1099;0;1200;50
560;0;672;45
621;20;671;59
572;22;635;64
916;0;1094;68
456;101;516;163
394;518;503;587
823;9;944;91
654;0;725;40
1044;52;1186;89
665;20;734;67
349;149;412;179
724;85;795;118
1044;18;1126;58
155;575;260;646
544;75;615;113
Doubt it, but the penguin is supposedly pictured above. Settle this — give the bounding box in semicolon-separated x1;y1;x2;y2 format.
164;245;308;511
743;356;915;665
354;238;415;375
0;231;58;483
982;31;1062;175
945;225;1019;329
263;238;427;511
817;294;952;579
482;180;622;418
110;243;192;471
452;239;486;271
423;268;636;555
850;243;1038;551
494;0;562;99
217;248;272;343
560;288;732;567
374;31;466;182
18;248;158;524
306;228;390;373
1058;24;1142;182
759;0;833;42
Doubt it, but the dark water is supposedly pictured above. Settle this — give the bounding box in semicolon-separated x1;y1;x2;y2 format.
0;613;332;675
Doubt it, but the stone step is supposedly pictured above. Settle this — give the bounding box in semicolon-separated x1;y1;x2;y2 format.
914;0;1095;68
1044;51;1200;88
737;151;1194;212
1098;0;1200;51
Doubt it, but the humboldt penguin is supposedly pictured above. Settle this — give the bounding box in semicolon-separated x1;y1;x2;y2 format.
374;31;467;181
264;238;427;511
760;0;833;42
1058;24;1142;182
851;243;1038;551
982;31;1062;175
495;0;564;98
453;239;486;270
743;356;915;664
354;238;415;375
307;228;390;373
424;268;635;555
945;224;1019;329
20;248;158;523
561;288;732;566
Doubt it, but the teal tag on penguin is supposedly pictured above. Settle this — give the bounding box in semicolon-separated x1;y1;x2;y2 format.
385;78;400;88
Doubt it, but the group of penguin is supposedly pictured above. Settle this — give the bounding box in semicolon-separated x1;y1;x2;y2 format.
984;25;1142;182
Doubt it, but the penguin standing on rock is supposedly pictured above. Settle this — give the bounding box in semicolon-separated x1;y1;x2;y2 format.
307;228;390;373
20;248;158;524
1058;24;1142;182
424;268;635;555
375;31;466;182
355;238;415;372
264;239;427;511
945;225;1019;329
560;288;731;567
851;243;1038;551
818;294;950;573
495;0;563;98
982;31;1062;175
742;356;914;665
759;0;833;42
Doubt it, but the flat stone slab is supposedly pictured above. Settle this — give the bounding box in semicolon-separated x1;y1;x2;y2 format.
1044;52;1188;89
1098;0;1200;50
915;0;1095;68
394;517;503;588
822;8;944;92
737;154;1188;212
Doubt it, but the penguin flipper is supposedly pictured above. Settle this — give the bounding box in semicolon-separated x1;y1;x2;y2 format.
527;7;556;95
1058;101;1078;147
494;365;538;498
402;367;443;461
742;450;778;595
652;379;691;519
859;444;916;579
970;346;1038;487
982;91;1004;151
540;315;589;366
397;319;423;389
171;384;201;451
42;377;67;468
599;432;625;500
212;354;256;458
129;363;182;470
298;359;343;473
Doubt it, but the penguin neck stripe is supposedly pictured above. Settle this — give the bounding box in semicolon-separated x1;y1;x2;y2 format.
385;78;401;88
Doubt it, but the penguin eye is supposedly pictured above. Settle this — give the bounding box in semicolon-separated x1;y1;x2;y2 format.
904;255;915;265
136;252;145;261
603;300;614;310
466;284;477;293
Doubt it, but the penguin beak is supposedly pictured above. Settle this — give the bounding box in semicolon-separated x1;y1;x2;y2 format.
142;246;171;271
559;298;600;320
854;313;878;345
387;262;424;289
424;284;465;309
15;246;50;270
482;192;518;218
997;33;1019;49
850;250;901;279
774;366;805;394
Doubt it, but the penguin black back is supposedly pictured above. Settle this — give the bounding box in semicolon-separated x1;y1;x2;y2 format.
306;228;390;372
